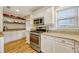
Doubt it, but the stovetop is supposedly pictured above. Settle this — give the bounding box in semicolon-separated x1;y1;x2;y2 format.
31;31;46;33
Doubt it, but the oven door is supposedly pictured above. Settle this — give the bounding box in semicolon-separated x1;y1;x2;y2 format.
30;34;40;47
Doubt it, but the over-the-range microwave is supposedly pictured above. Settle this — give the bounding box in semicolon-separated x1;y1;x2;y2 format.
33;17;44;25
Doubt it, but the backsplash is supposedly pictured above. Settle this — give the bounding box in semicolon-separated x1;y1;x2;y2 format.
49;29;79;35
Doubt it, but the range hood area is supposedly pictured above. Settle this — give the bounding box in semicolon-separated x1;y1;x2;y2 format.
0;6;79;53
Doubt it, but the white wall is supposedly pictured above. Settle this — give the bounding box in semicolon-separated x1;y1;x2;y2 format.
25;15;33;44
26;31;30;44
0;6;3;32
26;15;33;31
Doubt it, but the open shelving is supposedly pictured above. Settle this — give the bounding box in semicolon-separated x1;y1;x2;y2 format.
3;14;26;31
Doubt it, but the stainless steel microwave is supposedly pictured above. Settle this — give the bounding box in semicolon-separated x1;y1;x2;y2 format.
33;17;44;25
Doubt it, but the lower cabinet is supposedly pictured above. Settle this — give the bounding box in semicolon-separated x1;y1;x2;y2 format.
41;35;55;53
54;37;75;53
54;42;74;53
75;41;79;53
4;30;26;43
0;37;4;53
41;34;75;53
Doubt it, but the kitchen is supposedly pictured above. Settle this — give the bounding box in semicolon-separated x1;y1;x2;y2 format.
0;6;79;53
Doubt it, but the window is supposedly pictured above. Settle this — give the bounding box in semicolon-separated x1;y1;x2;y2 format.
57;7;78;28
58;18;75;28
57;7;77;19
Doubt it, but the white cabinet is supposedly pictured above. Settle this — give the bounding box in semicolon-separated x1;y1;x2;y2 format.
0;37;4;53
44;7;55;25
4;32;12;43
54;38;74;53
4;30;26;43
54;42;74;53
75;41;79;53
41;34;75;53
44;8;52;25
41;35;55;53
78;7;79;28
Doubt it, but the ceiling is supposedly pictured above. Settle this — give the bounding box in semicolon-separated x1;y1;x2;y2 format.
3;6;44;18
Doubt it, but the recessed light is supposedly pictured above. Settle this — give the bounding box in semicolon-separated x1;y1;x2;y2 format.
16;9;20;12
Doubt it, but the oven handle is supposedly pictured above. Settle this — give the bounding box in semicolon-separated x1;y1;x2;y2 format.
30;35;40;37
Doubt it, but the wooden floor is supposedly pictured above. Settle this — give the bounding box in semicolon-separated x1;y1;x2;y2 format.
4;38;37;53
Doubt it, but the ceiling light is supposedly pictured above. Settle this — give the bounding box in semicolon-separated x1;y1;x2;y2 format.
16;9;20;12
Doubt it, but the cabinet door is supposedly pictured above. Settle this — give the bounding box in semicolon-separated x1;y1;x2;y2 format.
41;36;52;53
44;8;52;25
0;37;4;53
75;41;79;53
4;32;12;43
78;7;79;28
41;35;55;53
54;42;74;53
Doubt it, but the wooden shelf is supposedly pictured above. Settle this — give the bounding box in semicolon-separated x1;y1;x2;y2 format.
3;14;26;20
4;21;26;24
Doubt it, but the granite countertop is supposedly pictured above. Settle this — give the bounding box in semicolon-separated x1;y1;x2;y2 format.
0;32;3;37
42;31;79;42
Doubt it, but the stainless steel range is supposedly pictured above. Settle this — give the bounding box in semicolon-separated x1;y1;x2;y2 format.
30;26;47;52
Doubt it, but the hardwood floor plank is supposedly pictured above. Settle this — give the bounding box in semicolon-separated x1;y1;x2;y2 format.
4;38;37;53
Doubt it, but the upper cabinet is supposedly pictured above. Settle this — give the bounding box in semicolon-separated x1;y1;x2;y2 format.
44;7;55;25
78;7;79;28
56;7;79;29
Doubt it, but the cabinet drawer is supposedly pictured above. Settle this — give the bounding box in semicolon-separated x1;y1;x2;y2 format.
55;37;74;46
41;35;55;40
54;42;75;53
41;35;48;39
75;41;79;47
